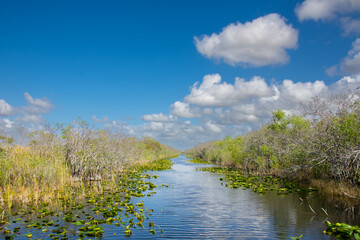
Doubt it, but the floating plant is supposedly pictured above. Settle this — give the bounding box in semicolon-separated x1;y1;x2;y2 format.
199;167;316;196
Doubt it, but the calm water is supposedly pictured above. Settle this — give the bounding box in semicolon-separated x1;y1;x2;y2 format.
104;154;360;239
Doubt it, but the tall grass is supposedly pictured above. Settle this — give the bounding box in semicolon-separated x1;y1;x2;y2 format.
0;122;180;208
0;145;70;207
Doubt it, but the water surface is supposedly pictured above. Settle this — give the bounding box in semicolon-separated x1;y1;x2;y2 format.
113;154;359;239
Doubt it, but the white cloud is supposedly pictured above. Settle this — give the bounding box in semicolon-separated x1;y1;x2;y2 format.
20;114;43;124
280;79;327;102
3;118;13;128
0;99;13;116
203;120;224;133
296;0;360;21
142;113;177;122
341;17;360;35
92;115;109;123
330;74;360;92
184;74;274;107
169;74;333;127
214;106;261;125
195;13;298;67
170;101;202;118
296;0;360;35
0;93;55;138
327;38;360;75
24;92;52;109
104;120;134;135
138;120;228;150
341;38;360;74
23;92;53;114
147;122;164;131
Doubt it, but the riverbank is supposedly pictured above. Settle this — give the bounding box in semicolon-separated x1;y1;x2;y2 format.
184;90;360;205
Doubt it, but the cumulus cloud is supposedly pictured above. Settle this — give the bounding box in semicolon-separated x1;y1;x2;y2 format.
184;74;274;107
195;13;298;67
0;99;13;116
330;74;360;92
92;115;109;123
208;79;327;126
170;101;203;118
280;79;327;102
341;39;360;74
327;38;360;75
171;74;335;128
137;119;230;150
142;113;177;122
296;0;360;35
203;120;224;133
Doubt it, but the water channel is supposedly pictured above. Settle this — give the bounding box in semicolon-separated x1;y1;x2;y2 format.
115;154;359;239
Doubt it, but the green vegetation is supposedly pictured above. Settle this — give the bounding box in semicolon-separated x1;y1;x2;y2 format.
0;169;168;239
0;121;179;239
325;221;360;239
130;158;174;172
199;167;313;195
186;158;211;164
185;89;360;199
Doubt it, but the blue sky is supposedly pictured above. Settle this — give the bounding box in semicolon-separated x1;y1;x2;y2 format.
1;0;360;150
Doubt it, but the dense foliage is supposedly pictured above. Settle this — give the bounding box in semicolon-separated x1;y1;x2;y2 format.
185;89;360;193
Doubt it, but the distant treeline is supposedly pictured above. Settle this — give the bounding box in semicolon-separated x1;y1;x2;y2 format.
185;89;360;195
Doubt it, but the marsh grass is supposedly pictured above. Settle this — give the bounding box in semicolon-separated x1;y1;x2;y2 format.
0;123;180;210
0;146;71;207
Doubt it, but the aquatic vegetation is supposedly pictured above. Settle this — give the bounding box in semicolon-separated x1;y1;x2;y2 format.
130;158;174;172
200;167;315;195
324;221;360;239
186;158;211;164
290;235;303;240
0;169;166;239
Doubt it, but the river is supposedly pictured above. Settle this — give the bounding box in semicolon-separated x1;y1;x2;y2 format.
104;154;359;239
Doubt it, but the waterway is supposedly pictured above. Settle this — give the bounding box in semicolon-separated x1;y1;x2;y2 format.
116;154;359;239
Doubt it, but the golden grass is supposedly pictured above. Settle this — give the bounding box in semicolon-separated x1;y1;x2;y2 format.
0;146;71;207
0;140;179;209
